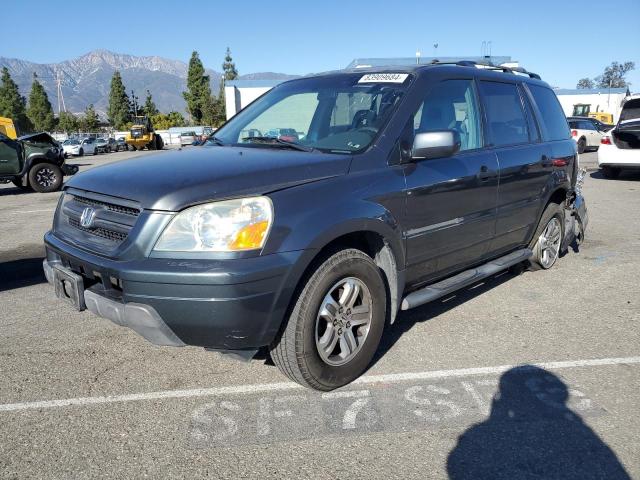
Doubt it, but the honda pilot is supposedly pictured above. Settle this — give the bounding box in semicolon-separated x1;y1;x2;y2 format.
44;63;588;390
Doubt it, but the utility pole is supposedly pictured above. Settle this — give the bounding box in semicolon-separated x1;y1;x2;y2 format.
56;70;66;114
131;89;138;116
416;49;421;65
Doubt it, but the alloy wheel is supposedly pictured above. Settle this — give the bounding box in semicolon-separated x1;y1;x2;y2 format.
35;167;57;188
315;277;372;366
537;217;562;269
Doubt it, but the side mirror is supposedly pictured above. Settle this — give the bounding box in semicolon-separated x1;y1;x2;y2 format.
411;130;461;160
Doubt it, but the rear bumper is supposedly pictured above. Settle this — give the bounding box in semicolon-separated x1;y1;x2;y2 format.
598;145;640;167
44;231;312;351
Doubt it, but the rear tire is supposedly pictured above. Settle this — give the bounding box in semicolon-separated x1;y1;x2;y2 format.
601;166;621;179
28;163;63;193
270;248;387;391
577;137;586;154
529;202;564;270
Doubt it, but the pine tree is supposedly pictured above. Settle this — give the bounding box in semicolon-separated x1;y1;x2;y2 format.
107;71;130;129
0;67;32;133
143;90;159;117
81;104;99;131
222;47;239;82
213;47;239;126
58;111;79;134
27;73;56;132
183;51;211;124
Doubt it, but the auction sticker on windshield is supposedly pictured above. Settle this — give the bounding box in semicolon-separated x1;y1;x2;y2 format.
358;73;409;83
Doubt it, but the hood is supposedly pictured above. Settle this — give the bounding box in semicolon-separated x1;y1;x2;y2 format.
65;146;351;211
18;132;58;146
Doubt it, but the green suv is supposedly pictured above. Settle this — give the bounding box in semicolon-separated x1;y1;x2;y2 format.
0;132;77;192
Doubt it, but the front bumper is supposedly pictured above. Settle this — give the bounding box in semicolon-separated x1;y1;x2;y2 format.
44;231;310;351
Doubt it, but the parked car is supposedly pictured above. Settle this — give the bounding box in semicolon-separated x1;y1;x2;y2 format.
96;138;117;153
80;137;98;155
62;139;84;157
179;131;196;146
264;128;300;142
568;118;604;153
598;95;640;178
567;116;613;133
116;137;127;151
0;132;78;192
43;63;587;390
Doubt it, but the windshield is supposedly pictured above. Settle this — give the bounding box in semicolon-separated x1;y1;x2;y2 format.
214;73;410;153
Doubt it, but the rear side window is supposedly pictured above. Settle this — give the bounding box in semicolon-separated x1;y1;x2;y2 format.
479;81;529;146
528;84;570;141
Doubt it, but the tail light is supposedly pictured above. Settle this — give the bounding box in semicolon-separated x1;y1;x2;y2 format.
601;136;611;145
571;130;578;137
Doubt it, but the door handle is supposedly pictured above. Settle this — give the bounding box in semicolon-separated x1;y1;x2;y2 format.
478;165;492;181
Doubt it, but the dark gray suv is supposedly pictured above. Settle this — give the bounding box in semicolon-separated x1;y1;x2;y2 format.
43;62;588;390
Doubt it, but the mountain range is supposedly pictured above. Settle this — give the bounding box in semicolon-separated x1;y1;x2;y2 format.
0;49;298;118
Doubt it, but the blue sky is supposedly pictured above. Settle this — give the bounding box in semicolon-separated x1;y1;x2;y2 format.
4;0;640;90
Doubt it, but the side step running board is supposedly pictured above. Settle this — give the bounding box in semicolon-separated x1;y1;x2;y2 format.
400;248;532;311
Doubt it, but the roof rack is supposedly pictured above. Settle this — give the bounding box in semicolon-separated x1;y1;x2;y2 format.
428;59;541;80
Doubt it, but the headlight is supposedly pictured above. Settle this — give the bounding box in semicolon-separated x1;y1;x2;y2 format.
153;196;273;252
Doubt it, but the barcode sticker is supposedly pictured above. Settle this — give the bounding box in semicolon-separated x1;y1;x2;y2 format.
358;73;409;84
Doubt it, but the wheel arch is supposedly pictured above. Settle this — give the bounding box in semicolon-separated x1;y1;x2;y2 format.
276;222;406;337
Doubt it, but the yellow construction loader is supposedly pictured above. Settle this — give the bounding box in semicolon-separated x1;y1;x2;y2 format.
572;104;614;124
0;117;18;139
125;116;164;151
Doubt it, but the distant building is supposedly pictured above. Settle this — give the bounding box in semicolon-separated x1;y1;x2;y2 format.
553;88;629;123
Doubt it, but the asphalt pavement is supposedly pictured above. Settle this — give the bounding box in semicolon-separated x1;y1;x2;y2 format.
0;149;638;479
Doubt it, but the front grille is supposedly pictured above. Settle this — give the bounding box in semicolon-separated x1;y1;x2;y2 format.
72;195;140;216
68;218;128;242
57;192;141;252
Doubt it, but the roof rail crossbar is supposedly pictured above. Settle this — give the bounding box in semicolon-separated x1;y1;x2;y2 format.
430;59;542;80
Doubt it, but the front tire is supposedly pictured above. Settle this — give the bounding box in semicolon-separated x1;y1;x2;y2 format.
28;163;63;193
270;248;387;391
530;203;564;270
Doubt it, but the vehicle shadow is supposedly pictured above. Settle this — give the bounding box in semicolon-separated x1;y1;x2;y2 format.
446;366;631;479
0;244;46;292
590;170;640;181
0;186;31;197
370;268;520;368
0;257;46;292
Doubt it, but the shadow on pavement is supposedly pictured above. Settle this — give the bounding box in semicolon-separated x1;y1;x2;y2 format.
447;366;630;479
590;170;640;181
371;268;520;367
0;244;46;292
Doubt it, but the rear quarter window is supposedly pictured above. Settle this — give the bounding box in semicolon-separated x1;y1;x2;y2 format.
528;85;570;141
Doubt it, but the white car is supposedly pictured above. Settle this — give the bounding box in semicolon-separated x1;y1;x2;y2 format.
598;96;640;178
80;137;98;155
568;118;604;154
179;131;196;146
62;139;83;157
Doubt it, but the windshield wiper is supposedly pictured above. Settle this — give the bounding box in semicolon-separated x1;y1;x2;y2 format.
241;136;314;152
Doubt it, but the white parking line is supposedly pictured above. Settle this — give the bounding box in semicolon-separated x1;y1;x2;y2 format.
1;356;638;413
3;209;55;215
